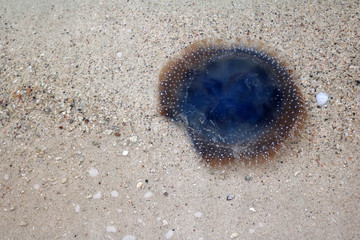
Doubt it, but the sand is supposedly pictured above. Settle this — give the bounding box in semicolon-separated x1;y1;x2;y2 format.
0;0;359;239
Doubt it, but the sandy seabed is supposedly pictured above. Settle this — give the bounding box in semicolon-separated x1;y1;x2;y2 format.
0;0;359;239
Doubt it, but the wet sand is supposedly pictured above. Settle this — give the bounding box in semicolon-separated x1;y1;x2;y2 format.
1;0;359;239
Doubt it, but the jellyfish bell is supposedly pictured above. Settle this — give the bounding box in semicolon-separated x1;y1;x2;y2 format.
159;39;306;166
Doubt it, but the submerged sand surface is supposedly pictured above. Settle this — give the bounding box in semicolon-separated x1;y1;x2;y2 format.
0;0;359;239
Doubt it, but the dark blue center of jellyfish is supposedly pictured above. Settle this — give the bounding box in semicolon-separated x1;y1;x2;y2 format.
159;41;306;165
179;52;283;145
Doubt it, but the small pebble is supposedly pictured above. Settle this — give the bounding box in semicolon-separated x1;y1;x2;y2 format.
117;51;122;58
19;221;28;227
136;182;143;188
122;150;129;156
93;191;102;199
123;236;136;240
85;194;93;199
194;212;202;218
129;136;138;143
245;175;252;181
33;184;40;190
103;130;113;135
89;168;99;177
144;191;153;198
294;171;301;176
162;219;168;226
316;92;329;106
115;132;121;137
226;195;235;201
230;232;238;238
165;229;174;239
61;177;68;184
10;206;16;211
249;207;256;212
111;190;119;197
75;205;80;213
106;226;117;233
4;174;9;180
